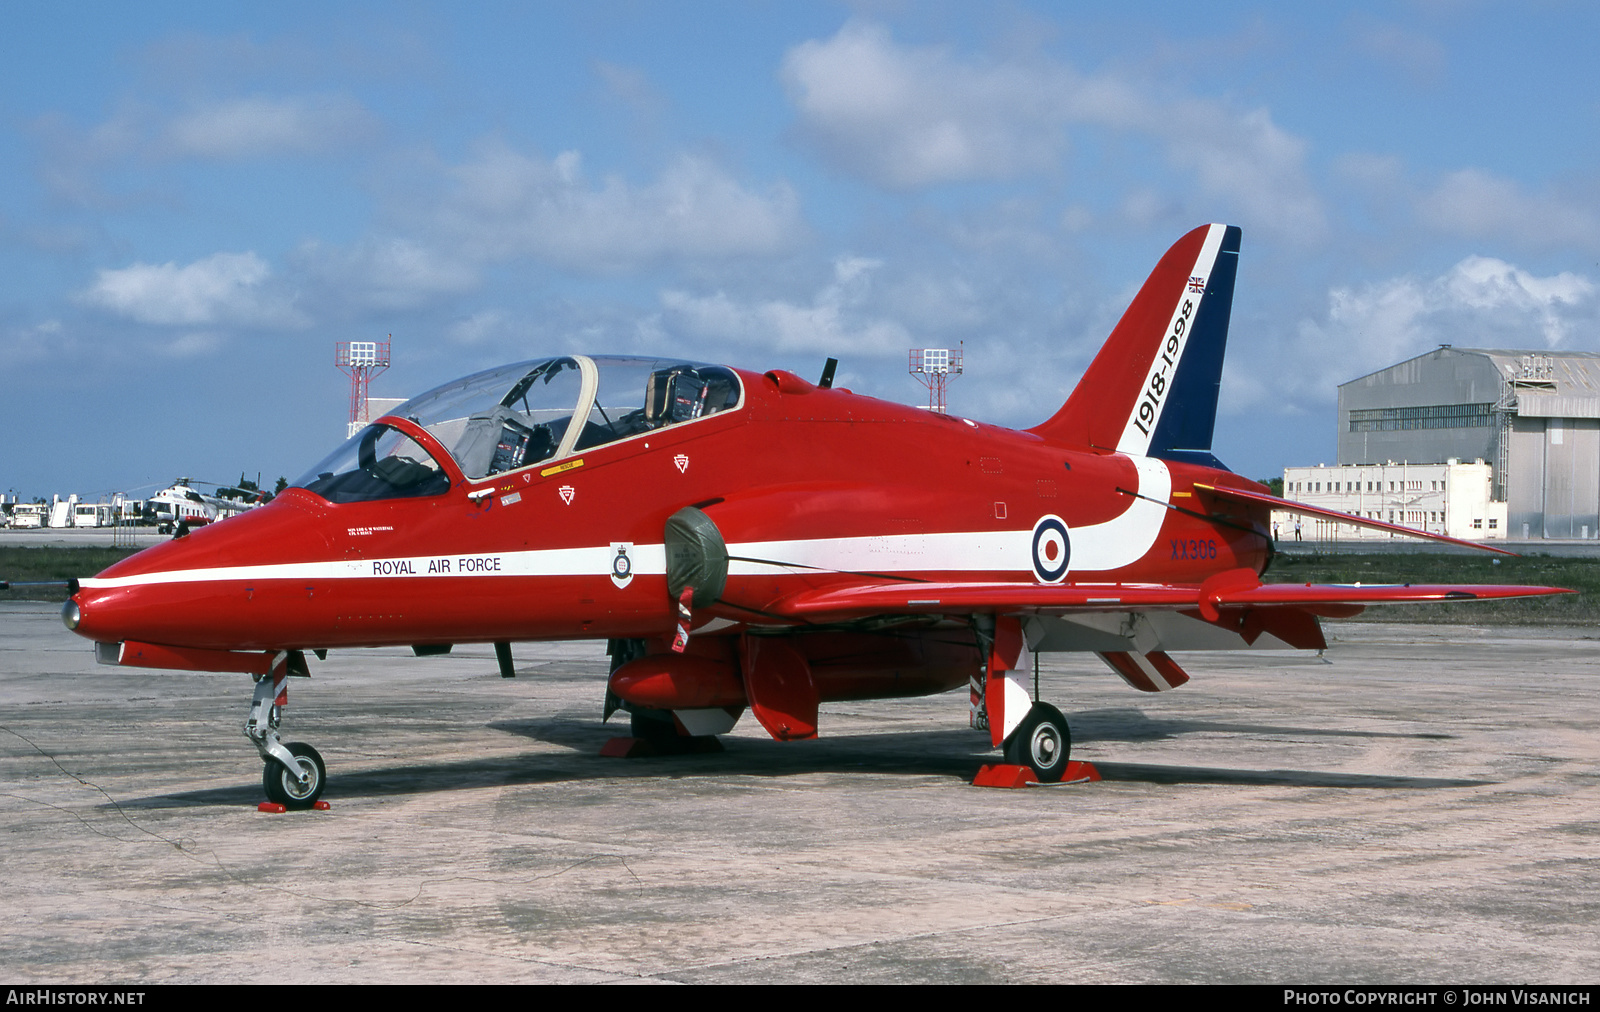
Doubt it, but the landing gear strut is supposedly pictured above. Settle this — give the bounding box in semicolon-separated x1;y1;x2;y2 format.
245;652;326;809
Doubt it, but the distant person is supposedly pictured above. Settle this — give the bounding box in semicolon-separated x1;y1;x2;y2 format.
1294;520;1302;542
1273;521;1280;542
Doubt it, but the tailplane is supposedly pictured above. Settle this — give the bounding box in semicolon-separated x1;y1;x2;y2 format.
1032;224;1241;468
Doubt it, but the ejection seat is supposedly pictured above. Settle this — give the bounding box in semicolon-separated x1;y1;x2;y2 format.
453;405;556;480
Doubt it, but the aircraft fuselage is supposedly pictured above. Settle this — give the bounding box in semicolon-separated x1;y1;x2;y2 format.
70;367;1266;654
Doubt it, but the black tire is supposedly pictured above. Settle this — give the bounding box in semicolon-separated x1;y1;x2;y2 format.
629;706;681;742
1003;703;1071;783
262;742;326;809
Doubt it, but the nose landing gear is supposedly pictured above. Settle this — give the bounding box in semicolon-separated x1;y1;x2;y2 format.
245;651;326;809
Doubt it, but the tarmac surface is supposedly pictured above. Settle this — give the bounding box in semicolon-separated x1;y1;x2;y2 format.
1;602;1596;984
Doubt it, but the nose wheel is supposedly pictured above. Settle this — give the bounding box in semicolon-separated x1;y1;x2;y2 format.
262;742;326;809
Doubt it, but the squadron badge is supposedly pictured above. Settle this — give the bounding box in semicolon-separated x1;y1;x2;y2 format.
610;542;635;588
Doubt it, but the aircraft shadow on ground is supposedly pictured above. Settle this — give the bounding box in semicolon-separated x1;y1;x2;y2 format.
1067;707;1455;743
1088;763;1485;789
112;714;1488;809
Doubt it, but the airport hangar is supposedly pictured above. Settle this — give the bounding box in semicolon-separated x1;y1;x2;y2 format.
1283;347;1600;542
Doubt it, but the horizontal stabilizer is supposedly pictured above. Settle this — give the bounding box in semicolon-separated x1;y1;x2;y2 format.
1196;482;1517;556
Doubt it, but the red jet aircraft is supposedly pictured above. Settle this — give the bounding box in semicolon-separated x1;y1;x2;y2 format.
62;224;1568;807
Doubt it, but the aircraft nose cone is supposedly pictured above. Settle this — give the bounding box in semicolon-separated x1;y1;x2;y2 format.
61;600;81;631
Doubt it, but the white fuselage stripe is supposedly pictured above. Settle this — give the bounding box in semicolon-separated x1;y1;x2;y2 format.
80;458;1174;589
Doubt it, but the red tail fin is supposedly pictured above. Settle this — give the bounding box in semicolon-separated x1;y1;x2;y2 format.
1033;224;1240;466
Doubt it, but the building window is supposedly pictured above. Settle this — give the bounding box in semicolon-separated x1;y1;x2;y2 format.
1488;519;1498;529
1473;519;1482;529
1347;402;1494;432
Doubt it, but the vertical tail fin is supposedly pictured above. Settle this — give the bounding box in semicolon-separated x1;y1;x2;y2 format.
1031;224;1241;468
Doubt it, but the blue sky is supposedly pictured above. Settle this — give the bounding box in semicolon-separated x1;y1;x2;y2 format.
5;2;1599;500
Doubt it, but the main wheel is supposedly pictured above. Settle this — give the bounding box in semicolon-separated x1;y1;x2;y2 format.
629;706;681;742
627;705;723;754
262;742;326;809
1003;703;1071;783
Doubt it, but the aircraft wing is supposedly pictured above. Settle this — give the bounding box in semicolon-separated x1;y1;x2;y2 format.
1195;482;1517;556
762;574;1570;622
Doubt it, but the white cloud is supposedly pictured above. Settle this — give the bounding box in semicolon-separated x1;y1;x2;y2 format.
448;309;510;345
160;331;224;358
781;22;1324;238
33;93;378;204
1418;169;1600;251
1351;19;1447;84
294;237;478;312
594;61;668;120
0;319;67;368
160;94;377;159
658;255;911;354
1229;257;1599;413
436;143;805;271
782;23;1072;187
82;251;303;327
48;94;377;166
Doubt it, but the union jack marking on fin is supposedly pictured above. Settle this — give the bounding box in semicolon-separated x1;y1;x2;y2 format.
1188;275;1205;292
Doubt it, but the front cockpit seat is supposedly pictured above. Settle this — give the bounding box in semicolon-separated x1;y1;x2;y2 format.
454;405;553;479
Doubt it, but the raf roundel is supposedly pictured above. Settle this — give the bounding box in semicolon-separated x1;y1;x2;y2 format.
1031;515;1071;584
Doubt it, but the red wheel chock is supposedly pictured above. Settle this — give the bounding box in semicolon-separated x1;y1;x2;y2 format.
972;761;1101;788
257;800;332;812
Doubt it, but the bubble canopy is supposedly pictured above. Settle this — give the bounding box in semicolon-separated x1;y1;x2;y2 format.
295;355;742;503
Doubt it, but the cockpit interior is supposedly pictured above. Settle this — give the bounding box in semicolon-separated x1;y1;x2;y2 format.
296;356;742;503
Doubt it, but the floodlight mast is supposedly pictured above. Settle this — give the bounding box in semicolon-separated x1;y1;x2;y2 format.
908;341;963;413
335;336;392;438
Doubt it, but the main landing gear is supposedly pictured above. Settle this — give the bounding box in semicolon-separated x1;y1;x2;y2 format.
245;654;326;810
1002;702;1071;783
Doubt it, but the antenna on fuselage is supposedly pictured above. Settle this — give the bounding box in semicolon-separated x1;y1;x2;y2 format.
818;358;838;389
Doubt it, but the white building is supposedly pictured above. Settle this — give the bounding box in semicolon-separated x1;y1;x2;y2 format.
1341;347;1600;539
1275;459;1506;543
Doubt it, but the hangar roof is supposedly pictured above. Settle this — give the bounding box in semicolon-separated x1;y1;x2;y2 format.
1340;347;1600;419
